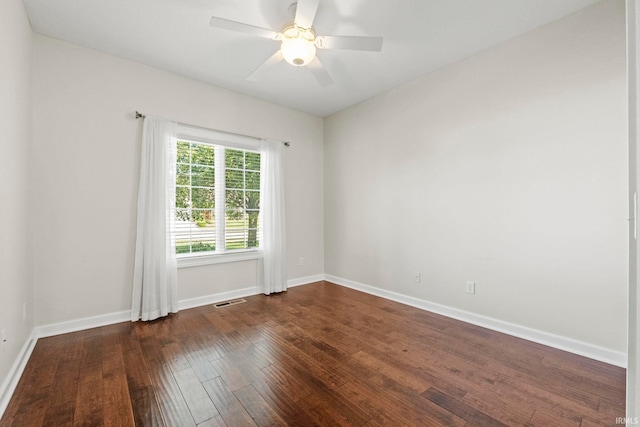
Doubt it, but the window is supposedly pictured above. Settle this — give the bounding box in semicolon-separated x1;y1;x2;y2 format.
175;138;261;262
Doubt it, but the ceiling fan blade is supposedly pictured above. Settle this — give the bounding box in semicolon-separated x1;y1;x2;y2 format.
315;35;383;51
294;0;320;29
307;56;334;87
210;16;280;40
247;50;283;81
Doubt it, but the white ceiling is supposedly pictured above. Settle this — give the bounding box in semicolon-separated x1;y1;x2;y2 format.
23;0;602;117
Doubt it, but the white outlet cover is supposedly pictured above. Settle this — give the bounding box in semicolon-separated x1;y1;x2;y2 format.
466;281;476;294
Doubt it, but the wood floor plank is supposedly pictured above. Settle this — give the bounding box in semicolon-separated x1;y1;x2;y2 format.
130;393;164;427
120;336;150;398
233;385;288;426
297;388;372;426
282;326;379;381
350;350;432;394
526;409;581;427
460;387;535;425
423;387;509;427
197;414;227;427
363;373;468;426
244;363;321;426
148;362;196;426
254;336;347;391
178;322;223;383
337;378;466;427
27;342;60;388
208;356;253;392
162;342;192;373
121;344;162;426
73;367;103;426
52;344;83;407
260;363;316;403
490;373;600;423
173;367;219;424
42;402;75;426
102;368;135;427
0;282;626;426
202;377;256;427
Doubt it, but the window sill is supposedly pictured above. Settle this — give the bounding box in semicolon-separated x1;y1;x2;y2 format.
177;250;261;268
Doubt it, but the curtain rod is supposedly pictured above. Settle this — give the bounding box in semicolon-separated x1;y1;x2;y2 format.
135;111;290;147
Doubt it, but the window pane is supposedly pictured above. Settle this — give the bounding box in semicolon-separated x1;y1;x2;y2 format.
225;169;244;189
247;229;259;248
226;212;246;229
176;186;190;208
247;211;259;228
175;208;191;223
176;163;190;185
225;149;244;169
247;211;259;248
191;187;214;209
192;144;215;166
225;238;246;250
225;189;244;211
245;191;259;210
225;212;246;250
177;141;190;163
191;165;215;187
225;231;246;249
245;171;260;190
192;239;216;253
245;151;260;171
176;241;191;254
192;209;215;224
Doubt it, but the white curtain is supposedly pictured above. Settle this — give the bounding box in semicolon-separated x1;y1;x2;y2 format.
131;117;179;321
259;139;287;294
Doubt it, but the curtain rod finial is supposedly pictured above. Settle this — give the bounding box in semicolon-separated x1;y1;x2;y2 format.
135;111;145;119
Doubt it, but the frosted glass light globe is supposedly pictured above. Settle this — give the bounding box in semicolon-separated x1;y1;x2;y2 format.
281;26;316;67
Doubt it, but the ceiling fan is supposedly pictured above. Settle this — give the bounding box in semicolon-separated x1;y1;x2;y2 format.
209;0;383;87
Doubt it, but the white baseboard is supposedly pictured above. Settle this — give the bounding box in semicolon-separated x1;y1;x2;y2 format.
35;310;131;339
179;286;261;311
0;329;37;420
288;274;325;288
325;274;627;368
179;276;323;310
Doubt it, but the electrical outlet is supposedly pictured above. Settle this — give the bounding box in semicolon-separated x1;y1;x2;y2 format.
413;272;421;283
298;257;304;266
466;281;476;295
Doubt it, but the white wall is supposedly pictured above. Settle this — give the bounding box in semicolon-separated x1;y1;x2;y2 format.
324;0;628;353
0;0;34;394
31;35;324;325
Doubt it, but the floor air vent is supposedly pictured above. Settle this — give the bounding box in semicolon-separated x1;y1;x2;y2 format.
213;298;247;308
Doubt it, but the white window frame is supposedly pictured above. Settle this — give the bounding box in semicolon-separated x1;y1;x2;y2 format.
174;124;262;268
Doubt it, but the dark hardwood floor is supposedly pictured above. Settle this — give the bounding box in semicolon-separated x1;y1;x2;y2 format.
0;281;626;426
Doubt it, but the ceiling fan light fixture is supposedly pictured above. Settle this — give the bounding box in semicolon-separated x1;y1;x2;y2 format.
281;26;316;67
